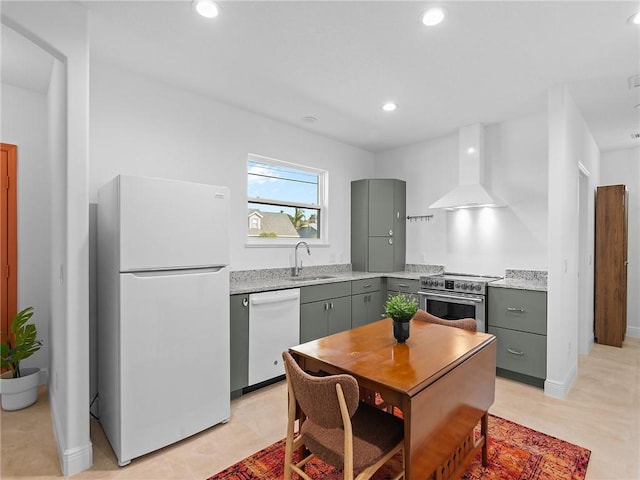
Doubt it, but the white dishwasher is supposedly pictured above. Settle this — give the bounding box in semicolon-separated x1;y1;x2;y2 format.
248;288;300;386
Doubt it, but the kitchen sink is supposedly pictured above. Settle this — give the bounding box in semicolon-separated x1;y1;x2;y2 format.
288;275;335;281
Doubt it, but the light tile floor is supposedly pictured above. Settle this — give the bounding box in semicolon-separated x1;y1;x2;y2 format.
1;338;638;480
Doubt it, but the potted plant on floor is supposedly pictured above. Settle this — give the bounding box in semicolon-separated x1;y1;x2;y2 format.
383;294;418;343
1;306;43;411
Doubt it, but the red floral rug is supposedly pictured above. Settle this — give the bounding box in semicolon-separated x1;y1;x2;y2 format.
206;414;590;480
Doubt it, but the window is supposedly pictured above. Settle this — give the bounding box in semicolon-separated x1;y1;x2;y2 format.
247;154;326;242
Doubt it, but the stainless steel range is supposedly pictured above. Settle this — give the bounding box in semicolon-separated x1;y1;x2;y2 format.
418;273;502;333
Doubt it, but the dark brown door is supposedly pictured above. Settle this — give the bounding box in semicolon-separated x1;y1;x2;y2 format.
594;184;628;347
0;143;18;344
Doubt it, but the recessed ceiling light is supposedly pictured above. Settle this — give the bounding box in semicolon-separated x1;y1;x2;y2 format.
382;102;397;112
193;0;219;18
629;12;640;25
422;7;446;26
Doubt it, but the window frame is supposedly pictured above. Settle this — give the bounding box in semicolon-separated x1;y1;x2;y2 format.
246;153;328;246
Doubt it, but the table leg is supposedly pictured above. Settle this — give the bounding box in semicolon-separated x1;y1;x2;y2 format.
481;412;488;466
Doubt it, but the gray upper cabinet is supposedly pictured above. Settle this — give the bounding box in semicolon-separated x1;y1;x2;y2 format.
351;179;406;272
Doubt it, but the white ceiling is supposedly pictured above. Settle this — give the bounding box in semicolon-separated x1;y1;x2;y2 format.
3;1;640;153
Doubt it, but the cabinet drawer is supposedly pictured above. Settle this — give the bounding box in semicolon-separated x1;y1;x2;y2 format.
488;287;547;334
489;326;546;379
385;278;419;294
351;278;382;295
300;281;351;304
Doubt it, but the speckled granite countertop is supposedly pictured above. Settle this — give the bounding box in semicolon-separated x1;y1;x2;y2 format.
489;269;547;292
230;264;443;295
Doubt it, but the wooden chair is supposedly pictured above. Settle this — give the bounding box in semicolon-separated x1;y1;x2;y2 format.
413;309;477;332
282;351;404;480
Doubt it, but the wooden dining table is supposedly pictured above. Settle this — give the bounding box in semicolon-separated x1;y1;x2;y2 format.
289;318;497;480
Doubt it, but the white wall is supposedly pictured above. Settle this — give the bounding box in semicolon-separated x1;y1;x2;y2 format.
88;59;376;407
89;61;375;272
2;2;92;476
375;112;549;276
600;147;640;338
0;83;51;377
546;84;600;399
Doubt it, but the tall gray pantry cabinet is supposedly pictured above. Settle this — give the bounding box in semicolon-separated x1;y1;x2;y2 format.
351;179;406;272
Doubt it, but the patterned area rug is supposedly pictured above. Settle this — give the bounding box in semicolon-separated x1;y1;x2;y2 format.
207;414;590;480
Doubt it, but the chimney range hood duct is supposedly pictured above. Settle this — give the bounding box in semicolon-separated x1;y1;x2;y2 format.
429;123;504;210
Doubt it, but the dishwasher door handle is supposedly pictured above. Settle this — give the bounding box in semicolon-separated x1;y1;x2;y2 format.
250;292;300;305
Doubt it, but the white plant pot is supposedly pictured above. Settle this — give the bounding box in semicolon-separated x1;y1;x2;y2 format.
0;367;40;411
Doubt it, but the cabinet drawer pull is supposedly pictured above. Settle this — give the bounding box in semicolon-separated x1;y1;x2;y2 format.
363;283;372;289
242;297;248;307
507;348;525;356
506;307;525;313
398;283;409;288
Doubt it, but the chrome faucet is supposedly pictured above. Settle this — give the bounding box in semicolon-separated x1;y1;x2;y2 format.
293;241;311;277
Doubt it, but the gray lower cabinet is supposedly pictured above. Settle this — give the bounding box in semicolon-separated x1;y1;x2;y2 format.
488;286;547;387
351;278;383;328
300;282;352;343
385;277;420;303
229;293;249;396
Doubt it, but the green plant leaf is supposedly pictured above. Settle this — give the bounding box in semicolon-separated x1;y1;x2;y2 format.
0;306;41;378
382;294;418;322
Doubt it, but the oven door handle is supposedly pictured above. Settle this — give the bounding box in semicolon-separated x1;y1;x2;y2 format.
418;291;484;303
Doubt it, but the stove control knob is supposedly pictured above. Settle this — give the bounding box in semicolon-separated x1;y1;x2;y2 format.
474;284;482;291
460;283;466;290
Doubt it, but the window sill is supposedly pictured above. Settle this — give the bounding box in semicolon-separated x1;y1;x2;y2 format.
244;240;330;248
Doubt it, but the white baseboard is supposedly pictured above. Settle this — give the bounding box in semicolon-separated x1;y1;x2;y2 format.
49;390;93;476
544;362;577;399
39;368;49;385
626;326;640;338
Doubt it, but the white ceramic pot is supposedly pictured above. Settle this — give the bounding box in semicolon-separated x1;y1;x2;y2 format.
0;367;40;411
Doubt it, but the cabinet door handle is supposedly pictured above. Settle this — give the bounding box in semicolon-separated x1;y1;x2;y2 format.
388;229;393;236
398;283;409;288
242;297;248;307
506;307;525;313
388;238;393;245
324;302;329;310
330;302;334;309
507;348;525;356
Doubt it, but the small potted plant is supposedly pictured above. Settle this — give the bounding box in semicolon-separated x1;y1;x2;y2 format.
383;294;418;343
1;306;43;410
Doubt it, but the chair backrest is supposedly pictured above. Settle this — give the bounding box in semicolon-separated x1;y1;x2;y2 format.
282;351;360;429
413;309;477;332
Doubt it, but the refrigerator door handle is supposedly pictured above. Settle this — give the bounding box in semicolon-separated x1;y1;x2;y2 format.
126;267;225;278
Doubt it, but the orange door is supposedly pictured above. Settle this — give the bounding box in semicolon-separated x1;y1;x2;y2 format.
0;143;17;345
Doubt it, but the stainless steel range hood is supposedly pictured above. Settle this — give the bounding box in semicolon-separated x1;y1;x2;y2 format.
429;123;504;210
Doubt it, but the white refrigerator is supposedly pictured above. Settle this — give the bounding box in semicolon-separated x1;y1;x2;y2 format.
97;175;230;466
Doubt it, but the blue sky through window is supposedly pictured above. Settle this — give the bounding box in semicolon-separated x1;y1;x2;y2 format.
248;160;318;206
